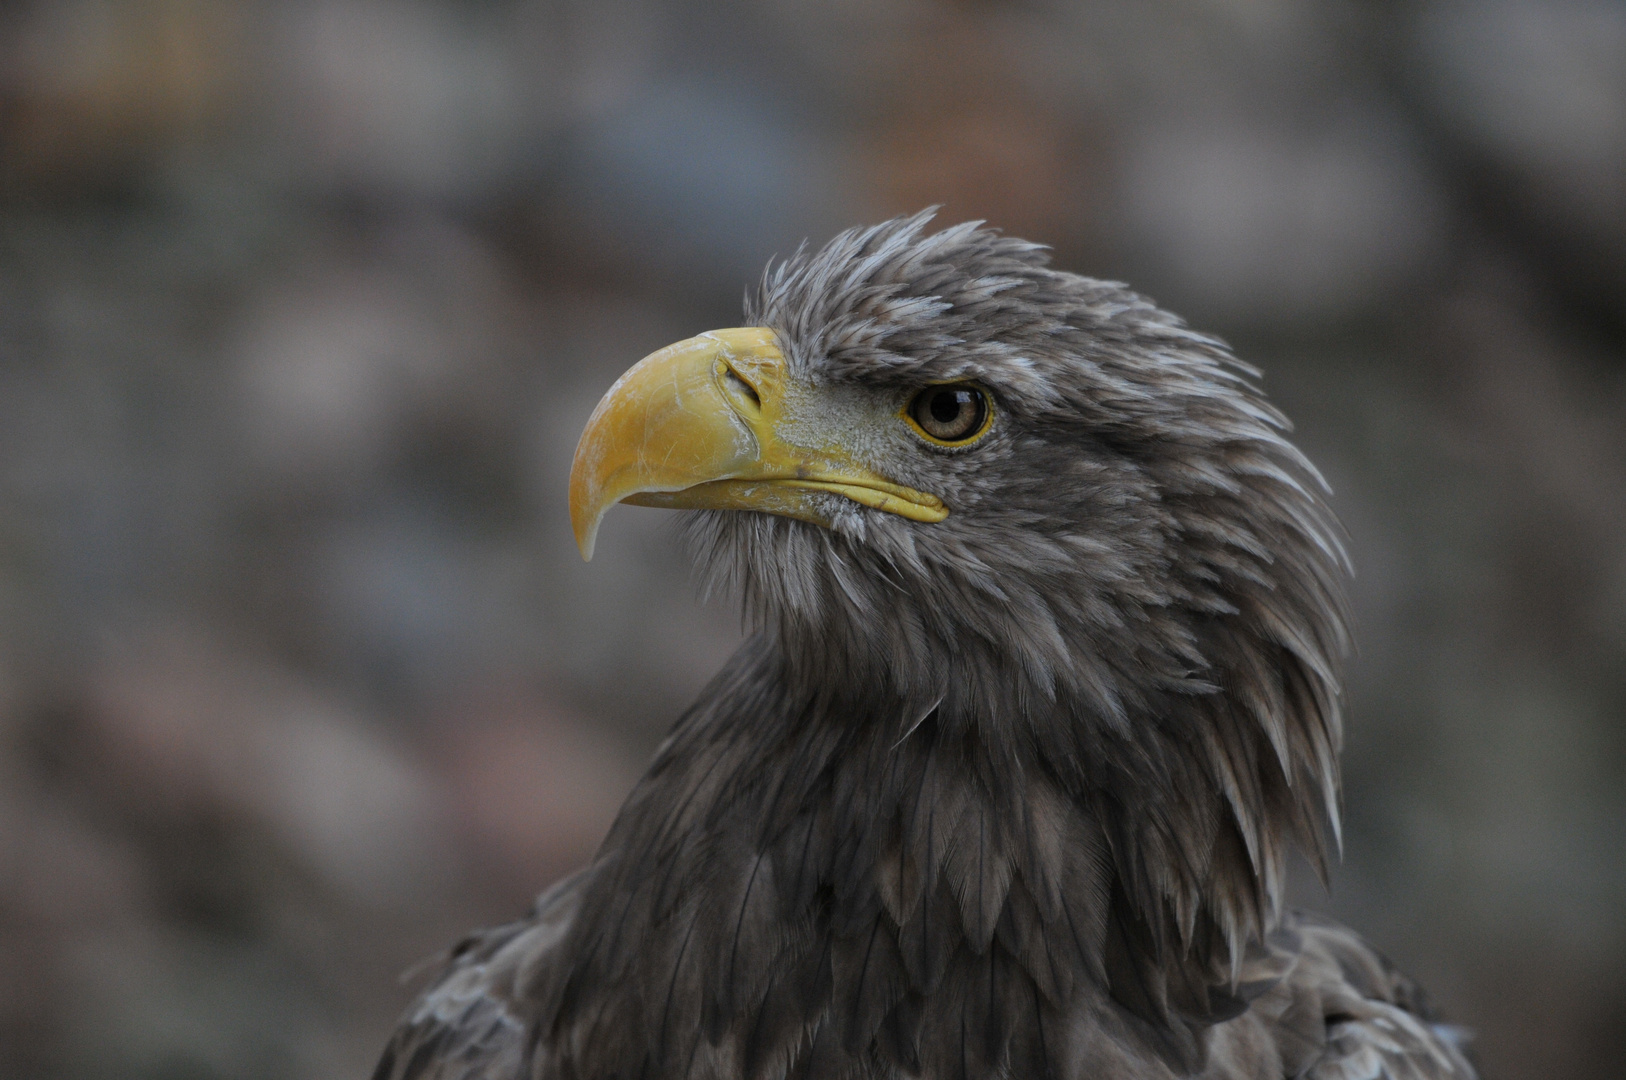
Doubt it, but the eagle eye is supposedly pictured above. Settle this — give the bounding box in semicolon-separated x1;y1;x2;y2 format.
906;384;991;445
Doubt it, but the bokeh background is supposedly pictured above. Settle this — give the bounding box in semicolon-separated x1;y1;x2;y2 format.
1;1;1623;1077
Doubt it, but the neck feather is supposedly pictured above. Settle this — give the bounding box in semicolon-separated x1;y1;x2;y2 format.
539;632;1333;1074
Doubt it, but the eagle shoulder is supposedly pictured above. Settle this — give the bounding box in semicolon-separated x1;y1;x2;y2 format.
372;870;586;1080
1209;911;1476;1080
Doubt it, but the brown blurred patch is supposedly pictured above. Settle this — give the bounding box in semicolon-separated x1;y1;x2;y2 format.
858;19;1104;249
77;629;458;910
0;0;243;192
435;693;639;892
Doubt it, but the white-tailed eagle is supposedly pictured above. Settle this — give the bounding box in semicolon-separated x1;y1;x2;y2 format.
374;213;1475;1080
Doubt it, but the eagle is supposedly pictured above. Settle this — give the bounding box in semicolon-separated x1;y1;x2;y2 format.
373;213;1476;1080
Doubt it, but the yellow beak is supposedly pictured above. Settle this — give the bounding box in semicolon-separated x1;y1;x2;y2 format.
568;327;947;560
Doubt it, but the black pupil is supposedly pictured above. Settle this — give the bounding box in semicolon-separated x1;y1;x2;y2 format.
931;390;968;424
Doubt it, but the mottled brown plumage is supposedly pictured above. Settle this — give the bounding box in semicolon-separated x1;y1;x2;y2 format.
374;213;1476;1080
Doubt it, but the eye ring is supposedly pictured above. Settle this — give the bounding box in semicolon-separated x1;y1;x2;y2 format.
904;384;993;446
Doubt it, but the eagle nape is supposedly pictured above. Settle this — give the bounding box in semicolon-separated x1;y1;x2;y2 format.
374;212;1477;1080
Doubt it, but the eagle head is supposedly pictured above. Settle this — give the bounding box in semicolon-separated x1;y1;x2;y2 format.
569;211;1351;1029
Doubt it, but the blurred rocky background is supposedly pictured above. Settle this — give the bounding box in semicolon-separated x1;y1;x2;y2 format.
0;1;1621;1077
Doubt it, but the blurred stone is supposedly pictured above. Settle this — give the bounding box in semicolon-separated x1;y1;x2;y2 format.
866;103;1086;243
269;0;538;200
857;15;1102;248
1117;105;1448;326
86;630;457;907
59;924;349;1080
0;0;244;192
1413;1;1626;315
437;696;639;887
555;56;850;296
1418;2;1626;174
0;782;148;932
231;218;516;490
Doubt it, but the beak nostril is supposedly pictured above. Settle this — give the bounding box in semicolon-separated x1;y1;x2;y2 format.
722;364;762;410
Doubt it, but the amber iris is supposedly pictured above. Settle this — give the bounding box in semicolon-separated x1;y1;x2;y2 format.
909;384;990;444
